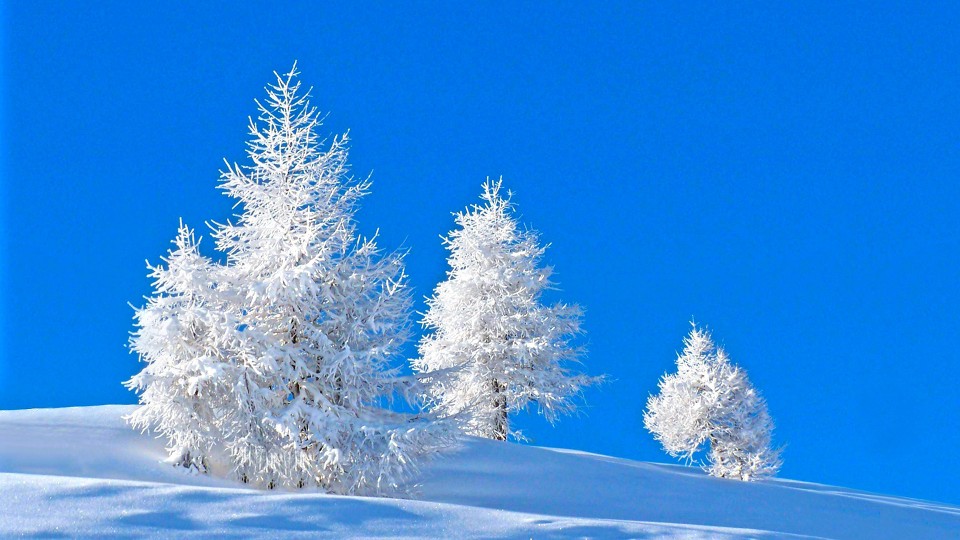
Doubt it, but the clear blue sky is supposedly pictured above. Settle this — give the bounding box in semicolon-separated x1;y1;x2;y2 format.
3;2;958;504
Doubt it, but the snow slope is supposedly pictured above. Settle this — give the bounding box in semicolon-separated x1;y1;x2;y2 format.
1;406;957;539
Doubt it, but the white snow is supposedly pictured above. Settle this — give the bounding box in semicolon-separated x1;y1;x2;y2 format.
2;406;958;539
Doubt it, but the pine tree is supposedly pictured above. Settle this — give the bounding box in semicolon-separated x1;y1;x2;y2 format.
127;65;451;495
126;222;238;473
414;180;600;441
644;323;782;481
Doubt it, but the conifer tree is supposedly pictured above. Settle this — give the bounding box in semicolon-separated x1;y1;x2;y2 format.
414;180;600;441
126;223;237;473
644;323;782;481
128;65;451;495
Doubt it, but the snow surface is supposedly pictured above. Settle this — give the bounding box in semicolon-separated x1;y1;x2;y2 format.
1;406;958;539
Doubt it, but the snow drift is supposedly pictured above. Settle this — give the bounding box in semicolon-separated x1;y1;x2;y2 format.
1;406;957;538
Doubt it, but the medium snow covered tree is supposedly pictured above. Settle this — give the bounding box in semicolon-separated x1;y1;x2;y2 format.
127;64;452;495
644;323;781;481
414;180;601;441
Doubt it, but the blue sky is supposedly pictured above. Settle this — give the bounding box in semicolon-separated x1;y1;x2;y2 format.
3;2;959;504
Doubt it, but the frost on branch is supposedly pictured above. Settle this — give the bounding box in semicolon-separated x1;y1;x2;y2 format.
644;323;782;481
127;64;453;496
414;180;602;441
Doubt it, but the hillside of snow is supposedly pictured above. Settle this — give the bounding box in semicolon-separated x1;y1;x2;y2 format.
1;406;958;539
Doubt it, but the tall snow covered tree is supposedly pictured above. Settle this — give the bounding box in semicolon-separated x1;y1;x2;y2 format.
414;180;601;441
127;65;451;495
644;323;782;481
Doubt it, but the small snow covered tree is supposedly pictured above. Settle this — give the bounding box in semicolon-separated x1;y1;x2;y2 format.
644;324;781;481
414;180;601;441
127;64;451;495
126;222;238;473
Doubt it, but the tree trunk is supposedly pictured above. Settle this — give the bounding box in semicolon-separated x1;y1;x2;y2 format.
492;378;508;441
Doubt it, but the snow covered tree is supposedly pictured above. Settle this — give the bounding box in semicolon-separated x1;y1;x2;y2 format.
126;222;239;473
414;180;601;441
644;323;781;481
127;64;452;495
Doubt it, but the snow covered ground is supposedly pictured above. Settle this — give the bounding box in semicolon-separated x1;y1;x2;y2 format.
1;406;958;539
